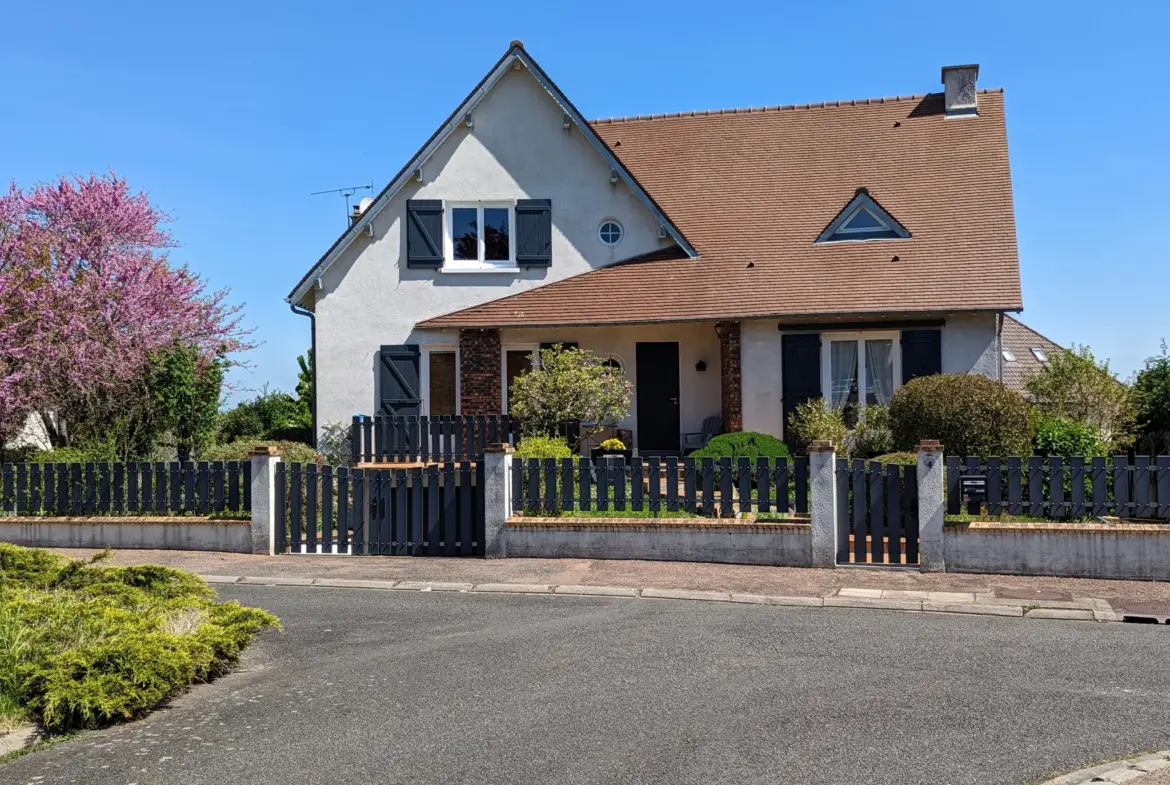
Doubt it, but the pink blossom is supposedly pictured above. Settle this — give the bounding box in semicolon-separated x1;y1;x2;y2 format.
0;172;250;443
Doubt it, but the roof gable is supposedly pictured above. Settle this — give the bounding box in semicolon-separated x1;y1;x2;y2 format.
287;43;696;305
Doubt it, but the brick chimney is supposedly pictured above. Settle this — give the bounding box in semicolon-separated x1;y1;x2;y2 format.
941;64;979;118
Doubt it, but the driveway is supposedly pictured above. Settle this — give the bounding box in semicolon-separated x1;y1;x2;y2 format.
7;586;1170;785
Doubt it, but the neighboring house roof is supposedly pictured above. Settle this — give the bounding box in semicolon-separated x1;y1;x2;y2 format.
1001;314;1063;392
420;80;1022;329
286;42;696;306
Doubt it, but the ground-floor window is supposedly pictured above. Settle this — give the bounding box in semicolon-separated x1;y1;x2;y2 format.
822;332;899;413
426;349;458;416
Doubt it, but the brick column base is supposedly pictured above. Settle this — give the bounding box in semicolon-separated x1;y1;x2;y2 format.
459;329;502;415
717;321;742;432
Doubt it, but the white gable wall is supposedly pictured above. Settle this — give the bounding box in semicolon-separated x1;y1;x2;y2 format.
312;65;668;432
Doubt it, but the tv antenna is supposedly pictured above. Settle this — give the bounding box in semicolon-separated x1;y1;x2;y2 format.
310;182;374;224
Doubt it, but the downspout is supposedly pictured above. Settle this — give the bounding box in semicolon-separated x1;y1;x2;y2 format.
289;300;317;448
996;311;1004;383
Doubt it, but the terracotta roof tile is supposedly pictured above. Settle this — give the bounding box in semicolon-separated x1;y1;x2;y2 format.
1001;314;1063;393
420;90;1023;328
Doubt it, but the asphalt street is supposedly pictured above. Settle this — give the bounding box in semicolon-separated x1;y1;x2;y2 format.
5;585;1169;785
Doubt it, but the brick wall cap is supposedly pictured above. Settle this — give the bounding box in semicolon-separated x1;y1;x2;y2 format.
251;445;282;456
484;443;514;454
916;440;944;452
808;440;836;452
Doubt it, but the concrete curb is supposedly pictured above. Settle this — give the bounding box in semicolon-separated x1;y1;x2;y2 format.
1039;750;1170;784
204;575;1130;623
0;725;39;756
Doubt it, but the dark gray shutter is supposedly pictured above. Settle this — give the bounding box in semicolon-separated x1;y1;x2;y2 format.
378;345;421;416
781;333;822;440
901;329;942;384
516;199;552;267
406;200;443;268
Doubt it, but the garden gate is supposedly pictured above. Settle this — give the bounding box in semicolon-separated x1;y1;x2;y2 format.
274;462;485;556
835;459;919;566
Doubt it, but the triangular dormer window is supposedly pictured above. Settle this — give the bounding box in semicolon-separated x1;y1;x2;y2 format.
816;188;911;243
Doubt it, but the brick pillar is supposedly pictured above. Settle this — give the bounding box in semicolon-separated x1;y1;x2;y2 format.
459;328;502;415
717;321;742;432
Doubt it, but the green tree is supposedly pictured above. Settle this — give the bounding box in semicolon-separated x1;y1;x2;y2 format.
1023;344;1134;449
216;387;305;443
1134;342;1170;456
149;343;224;460
509;345;631;450
294;348;313;428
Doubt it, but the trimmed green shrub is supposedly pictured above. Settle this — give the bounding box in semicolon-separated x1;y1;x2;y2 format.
1032;414;1107;457
870;452;918;466
786;399;847;454
0;545;278;732
889;374;1033;457
24;446;104;464
202;439;322;465
514;436;574;513
692;431;790;461
514;435;573;460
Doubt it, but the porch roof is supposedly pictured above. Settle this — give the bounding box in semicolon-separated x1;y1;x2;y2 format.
418;90;1022;330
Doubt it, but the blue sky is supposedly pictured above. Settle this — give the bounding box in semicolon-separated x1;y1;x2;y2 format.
2;1;1167;403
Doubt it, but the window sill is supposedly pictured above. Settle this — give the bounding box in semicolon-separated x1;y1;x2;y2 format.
440;265;522;275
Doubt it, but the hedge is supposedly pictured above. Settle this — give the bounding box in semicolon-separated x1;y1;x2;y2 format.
888;374;1033;457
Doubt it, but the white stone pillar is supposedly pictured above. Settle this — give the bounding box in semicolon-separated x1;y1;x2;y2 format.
482;444;513;559
808;440;838;568
250;447;282;555
917;440;946;572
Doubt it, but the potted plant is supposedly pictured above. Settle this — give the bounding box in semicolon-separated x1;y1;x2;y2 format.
591;437;632;463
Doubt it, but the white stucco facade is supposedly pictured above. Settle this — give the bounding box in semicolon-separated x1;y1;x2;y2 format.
310;65;669;432
741;312;1002;440
497;323;723;450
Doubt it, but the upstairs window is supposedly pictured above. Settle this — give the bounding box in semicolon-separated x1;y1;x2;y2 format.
447;203;515;269
816;188;910;243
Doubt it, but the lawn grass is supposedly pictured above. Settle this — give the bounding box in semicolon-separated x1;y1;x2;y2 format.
0;545;278;734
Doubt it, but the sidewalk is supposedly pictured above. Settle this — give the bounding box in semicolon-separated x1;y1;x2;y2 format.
45;548;1170;621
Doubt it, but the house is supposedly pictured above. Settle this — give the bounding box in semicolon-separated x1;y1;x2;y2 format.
288;42;1026;454
1000;314;1062;394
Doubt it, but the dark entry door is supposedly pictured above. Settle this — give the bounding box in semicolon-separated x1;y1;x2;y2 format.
781;333;822;441
636;342;680;454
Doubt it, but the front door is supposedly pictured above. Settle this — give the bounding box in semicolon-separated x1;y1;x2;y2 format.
635;342;680;455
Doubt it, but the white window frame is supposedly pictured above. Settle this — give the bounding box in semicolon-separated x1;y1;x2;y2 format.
820;331;901;409
598;219;624;246
421;344;460;417
444;201;518;272
836;205;891;235
500;343;540;414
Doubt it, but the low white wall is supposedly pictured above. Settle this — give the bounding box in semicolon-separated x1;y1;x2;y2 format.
505;519;811;567
944;523;1170;581
0;518;253;553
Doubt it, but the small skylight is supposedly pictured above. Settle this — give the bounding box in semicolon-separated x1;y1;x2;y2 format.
1031;347;1049;362
1002;349;1016;362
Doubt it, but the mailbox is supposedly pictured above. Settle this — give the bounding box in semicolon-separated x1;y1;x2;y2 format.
960;474;986;515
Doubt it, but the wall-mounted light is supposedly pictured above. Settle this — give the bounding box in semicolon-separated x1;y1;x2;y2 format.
695;360;707;372
609;168;619;185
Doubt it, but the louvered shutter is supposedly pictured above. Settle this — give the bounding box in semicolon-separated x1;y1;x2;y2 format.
378;345;421;416
406;200;443;268
901;329;942;384
781;333;822;440
515;199;552;267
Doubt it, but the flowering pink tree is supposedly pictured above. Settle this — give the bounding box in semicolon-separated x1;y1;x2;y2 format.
0;173;248;447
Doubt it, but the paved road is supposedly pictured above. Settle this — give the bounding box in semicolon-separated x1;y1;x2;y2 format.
6;587;1170;785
